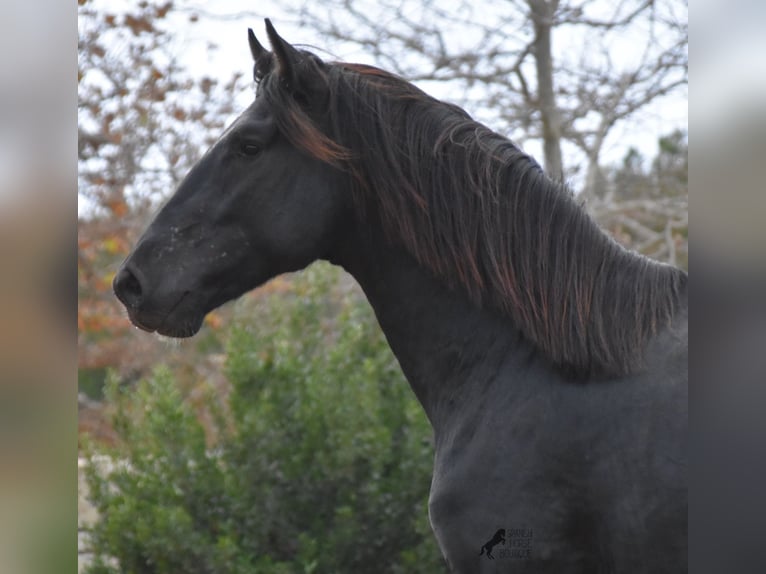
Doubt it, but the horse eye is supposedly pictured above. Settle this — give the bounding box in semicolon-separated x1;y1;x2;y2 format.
240;142;261;156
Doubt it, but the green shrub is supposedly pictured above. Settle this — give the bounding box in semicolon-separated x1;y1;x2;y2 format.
83;263;445;573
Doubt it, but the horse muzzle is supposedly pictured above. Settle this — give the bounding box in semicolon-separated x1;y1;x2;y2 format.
113;263;204;338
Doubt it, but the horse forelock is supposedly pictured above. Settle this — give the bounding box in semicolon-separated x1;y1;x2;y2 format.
260;59;687;378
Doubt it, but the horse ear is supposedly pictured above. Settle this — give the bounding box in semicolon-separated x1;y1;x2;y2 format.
264;18;301;90
248;27;266;61
248;28;272;81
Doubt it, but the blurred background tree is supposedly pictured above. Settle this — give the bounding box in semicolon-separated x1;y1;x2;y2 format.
594;129;688;268
78;0;687;570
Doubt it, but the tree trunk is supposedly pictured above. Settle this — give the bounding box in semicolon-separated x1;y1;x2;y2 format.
584;154;607;201
528;0;564;181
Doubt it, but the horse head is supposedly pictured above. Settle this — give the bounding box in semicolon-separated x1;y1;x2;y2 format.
114;20;350;337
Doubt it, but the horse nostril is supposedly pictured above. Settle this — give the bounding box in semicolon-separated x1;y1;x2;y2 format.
113;267;144;308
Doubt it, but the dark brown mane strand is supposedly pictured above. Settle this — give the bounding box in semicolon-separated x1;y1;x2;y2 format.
259;63;352;167
261;60;687;377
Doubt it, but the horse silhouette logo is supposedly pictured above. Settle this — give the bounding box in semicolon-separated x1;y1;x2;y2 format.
479;528;506;559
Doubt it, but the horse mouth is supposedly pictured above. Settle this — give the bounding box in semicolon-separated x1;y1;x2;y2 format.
130;316;158;334
124;294;204;338
126;311;203;338
156;317;203;338
156;321;203;338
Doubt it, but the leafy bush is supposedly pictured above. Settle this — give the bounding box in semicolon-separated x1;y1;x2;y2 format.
83;263;445;573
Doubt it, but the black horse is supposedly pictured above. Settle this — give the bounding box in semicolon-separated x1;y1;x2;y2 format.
114;20;688;573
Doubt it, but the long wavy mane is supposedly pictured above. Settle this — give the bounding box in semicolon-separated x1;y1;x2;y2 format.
259;58;687;377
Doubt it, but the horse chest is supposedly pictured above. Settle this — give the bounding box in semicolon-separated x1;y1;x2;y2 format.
427;419;575;570
428;445;597;573
425;379;686;573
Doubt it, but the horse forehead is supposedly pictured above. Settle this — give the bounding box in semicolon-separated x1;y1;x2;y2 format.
218;100;268;138
217;114;246;141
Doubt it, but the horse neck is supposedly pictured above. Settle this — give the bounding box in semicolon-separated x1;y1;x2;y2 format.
330;222;539;432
